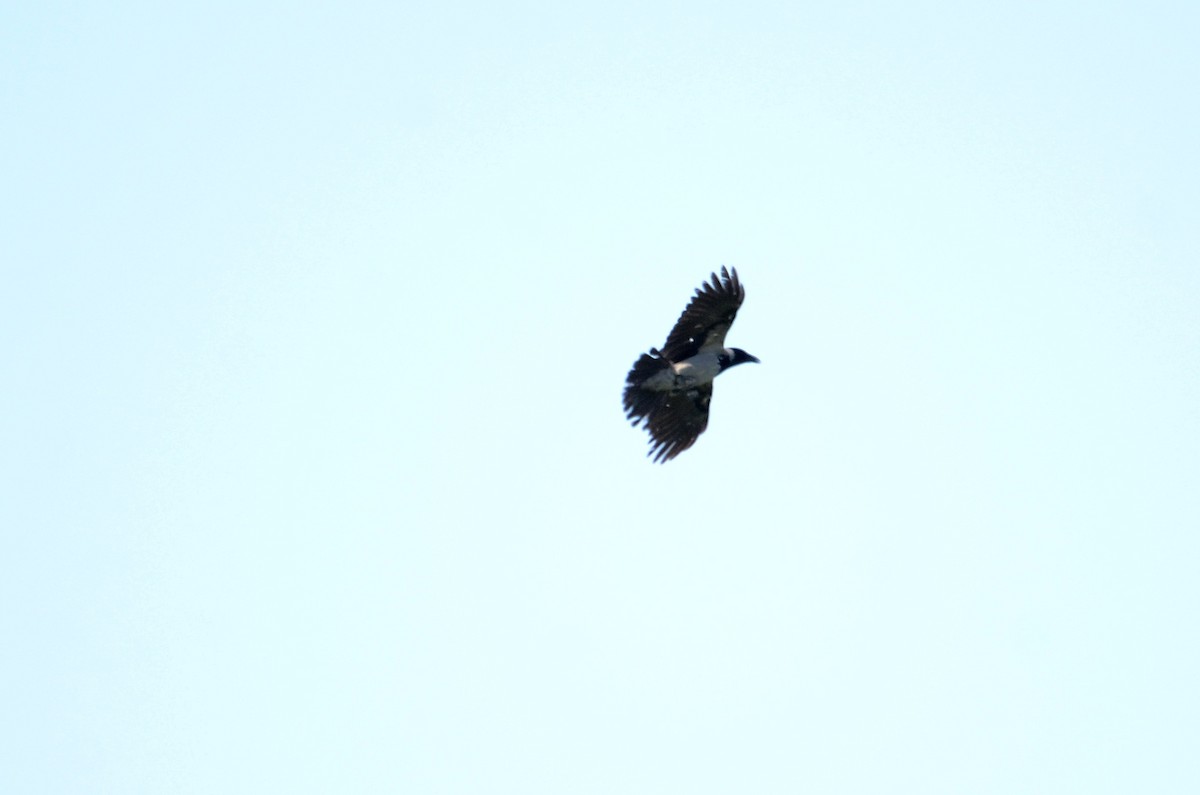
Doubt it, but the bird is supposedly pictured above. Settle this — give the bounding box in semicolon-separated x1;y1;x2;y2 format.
623;266;759;462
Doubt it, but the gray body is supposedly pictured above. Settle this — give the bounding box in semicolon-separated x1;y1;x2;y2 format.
640;350;728;391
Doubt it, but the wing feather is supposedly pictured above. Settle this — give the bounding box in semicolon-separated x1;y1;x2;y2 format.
644;384;712;463
659;266;745;362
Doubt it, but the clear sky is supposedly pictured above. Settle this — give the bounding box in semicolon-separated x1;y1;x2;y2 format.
4;1;1199;792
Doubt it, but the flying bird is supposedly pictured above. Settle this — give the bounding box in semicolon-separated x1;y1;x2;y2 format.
623;266;759;462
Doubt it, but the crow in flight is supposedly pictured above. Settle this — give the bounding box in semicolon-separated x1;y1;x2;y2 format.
623;267;758;462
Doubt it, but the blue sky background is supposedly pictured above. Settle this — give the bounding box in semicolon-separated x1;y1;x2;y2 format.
4;2;1199;792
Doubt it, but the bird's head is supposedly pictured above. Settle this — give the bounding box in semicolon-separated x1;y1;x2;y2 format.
722;347;760;369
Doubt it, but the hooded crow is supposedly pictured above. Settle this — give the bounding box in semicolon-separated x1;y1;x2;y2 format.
623;266;759;462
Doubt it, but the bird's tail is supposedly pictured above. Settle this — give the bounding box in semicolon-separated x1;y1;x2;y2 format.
623;351;671;425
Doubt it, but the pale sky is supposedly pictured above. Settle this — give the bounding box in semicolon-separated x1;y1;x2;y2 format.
3;2;1199;792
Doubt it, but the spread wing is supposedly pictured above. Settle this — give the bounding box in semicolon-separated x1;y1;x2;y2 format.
644;384;712;463
658;266;745;362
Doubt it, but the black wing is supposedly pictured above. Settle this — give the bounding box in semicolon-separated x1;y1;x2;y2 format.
658;266;745;362
644;384;712;463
